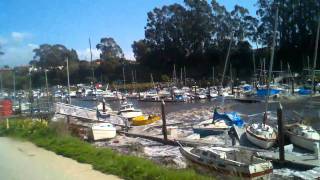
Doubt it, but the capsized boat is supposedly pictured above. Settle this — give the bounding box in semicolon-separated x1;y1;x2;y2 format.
193;107;245;137
246;123;277;149
286;123;320;152
118;102;143;119
131;115;161;126
91;123;116;141
179;145;273;178
213;108;245;127
193;119;230;137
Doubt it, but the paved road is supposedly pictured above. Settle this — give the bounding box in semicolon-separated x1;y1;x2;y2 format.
0;137;120;180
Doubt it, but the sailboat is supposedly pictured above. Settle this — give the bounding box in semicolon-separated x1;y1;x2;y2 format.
286;123;320;152
285;18;320;152
246;6;279;149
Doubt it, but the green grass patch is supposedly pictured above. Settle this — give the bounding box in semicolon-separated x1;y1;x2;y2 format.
0;118;212;180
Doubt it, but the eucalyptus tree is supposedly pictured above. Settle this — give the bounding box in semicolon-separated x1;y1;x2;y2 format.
96;37;124;61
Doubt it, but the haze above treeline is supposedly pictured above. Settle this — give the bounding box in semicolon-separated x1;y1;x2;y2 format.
0;0;319;89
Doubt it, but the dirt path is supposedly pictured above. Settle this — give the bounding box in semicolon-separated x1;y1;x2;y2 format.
0;137;121;180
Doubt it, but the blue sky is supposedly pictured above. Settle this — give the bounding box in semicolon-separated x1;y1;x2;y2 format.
0;0;256;66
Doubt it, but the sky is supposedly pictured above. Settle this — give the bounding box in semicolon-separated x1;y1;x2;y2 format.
0;0;256;67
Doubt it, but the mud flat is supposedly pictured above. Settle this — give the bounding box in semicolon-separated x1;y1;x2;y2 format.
0;137;120;180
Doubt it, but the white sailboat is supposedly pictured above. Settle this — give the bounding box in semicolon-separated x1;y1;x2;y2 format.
246;7;279;149
246;123;277;149
286;123;320;152
91;123;116;141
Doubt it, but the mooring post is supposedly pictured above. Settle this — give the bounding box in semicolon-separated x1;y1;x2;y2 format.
231;80;234;95
291;79;294;95
277;103;285;164
102;98;106;112
66;115;70;130
6;118;9;129
138;90;141;100
161;100;167;141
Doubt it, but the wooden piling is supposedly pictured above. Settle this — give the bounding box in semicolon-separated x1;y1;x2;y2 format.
161;100;167;141
6;118;9;129
291;79;294;95
277;103;285;164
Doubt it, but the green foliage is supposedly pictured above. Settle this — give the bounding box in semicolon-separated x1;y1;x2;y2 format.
96;37;124;61
0;119;212;180
31;44;79;68
161;74;170;82
256;0;320;71
132;0;257;79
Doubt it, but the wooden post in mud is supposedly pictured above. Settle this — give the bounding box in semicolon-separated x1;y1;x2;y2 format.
6;118;9;129
161;100;167;141
291;79;294;95
277;103;285;164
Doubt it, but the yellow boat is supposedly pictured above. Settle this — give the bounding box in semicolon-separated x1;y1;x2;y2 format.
132;115;161;126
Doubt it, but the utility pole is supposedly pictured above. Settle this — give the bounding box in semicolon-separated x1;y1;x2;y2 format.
184;66;186;85
134;70;137;83
122;66;126;91
66;57;71;104
45;69;50;109
13;70;16;102
180;67;183;85
173;64;177;83
29;69;33;113
212;66;215;85
0;72;2;96
150;73;155;88
252;49;256;77
131;70;135;83
312;16;320;94
89;38;95;83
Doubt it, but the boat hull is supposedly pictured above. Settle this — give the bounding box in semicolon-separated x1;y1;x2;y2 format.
193;127;228;137
91;124;116;141
287;132;319;152
120;111;143;119
179;147;273;179
132;115;161;126
246;128;276;149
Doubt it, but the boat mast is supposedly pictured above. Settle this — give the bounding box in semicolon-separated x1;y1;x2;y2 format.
264;5;279;124
89;38;95;83
212;66;215;85
221;32;234;88
312;16;320;94
13;70;16;102
66;57;71;104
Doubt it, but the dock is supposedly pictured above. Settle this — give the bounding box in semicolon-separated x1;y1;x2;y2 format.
54;102;126;127
258;144;320;169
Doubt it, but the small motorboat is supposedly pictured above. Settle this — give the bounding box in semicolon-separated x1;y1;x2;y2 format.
286;123;320;152
91;123;116;141
246;123;277;149
131;115;161;126
179;144;273;178
118;102;143;119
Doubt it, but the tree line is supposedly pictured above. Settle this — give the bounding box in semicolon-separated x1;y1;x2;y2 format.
1;0;320;90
